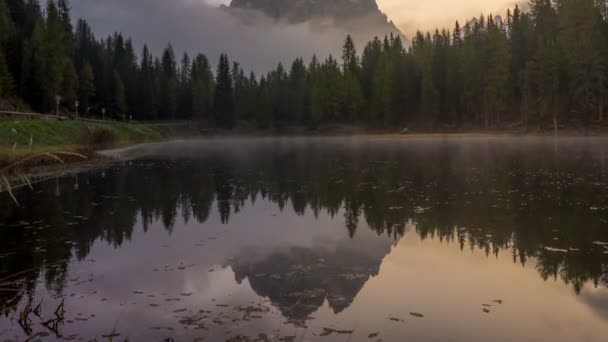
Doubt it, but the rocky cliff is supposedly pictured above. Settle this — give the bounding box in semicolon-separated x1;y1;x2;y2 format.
225;0;403;42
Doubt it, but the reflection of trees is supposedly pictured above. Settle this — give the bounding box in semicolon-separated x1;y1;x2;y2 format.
1;141;608;313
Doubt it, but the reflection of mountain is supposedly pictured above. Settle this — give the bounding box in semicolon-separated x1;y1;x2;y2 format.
228;233;395;321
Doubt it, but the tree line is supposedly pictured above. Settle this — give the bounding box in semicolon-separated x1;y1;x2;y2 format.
0;0;607;130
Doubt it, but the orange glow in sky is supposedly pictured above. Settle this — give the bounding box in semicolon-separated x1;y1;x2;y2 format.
377;0;522;34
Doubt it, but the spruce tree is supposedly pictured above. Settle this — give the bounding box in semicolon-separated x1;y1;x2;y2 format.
78;63;95;114
342;35;358;73
190;53;214;121
112;69;126;116
61;61;78;106
213;53;234;128
558;0;605;128
0;0;14;97
178;53;192;118
139;45;158;119
160;44;177;119
42;0;68;111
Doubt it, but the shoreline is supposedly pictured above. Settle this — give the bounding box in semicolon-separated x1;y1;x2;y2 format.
2;119;608;171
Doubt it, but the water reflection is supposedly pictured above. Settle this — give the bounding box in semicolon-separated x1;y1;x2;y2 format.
228;230;394;323
1;137;608;340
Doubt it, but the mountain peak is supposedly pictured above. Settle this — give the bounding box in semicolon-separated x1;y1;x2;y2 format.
229;0;380;22
226;0;404;42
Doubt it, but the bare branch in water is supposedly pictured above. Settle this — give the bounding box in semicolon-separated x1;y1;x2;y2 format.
19;174;33;190
2;175;18;207
42;153;65;164
0;151;87;205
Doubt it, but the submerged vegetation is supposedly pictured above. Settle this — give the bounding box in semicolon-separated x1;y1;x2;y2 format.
1;0;608;130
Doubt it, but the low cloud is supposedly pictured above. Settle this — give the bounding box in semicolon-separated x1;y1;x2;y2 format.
71;0;396;74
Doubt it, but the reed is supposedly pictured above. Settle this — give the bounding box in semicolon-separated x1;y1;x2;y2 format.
0;150;87;206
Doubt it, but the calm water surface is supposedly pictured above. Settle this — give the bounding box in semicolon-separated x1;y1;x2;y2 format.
1;136;608;341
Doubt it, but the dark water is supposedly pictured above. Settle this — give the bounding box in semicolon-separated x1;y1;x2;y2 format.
1;136;608;341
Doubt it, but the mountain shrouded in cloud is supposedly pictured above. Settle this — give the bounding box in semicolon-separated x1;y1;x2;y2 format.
229;0;384;22
226;0;402;36
70;0;403;73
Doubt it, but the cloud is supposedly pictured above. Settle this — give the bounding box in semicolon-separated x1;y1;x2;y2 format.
579;287;608;321
70;0;392;74
377;0;524;35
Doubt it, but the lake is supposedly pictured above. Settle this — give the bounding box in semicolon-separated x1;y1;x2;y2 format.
1;136;608;341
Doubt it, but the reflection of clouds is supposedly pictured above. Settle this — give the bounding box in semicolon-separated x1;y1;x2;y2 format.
18;196;385;338
579;287;608;321
4;136;608;340
227;226;396;320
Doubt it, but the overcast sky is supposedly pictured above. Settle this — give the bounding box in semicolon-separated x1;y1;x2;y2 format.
70;0;523;73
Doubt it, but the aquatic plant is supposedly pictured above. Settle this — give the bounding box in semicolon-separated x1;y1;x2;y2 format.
0;148;86;206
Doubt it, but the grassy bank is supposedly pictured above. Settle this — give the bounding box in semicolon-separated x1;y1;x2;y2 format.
3;118;606;168
0;118;204;167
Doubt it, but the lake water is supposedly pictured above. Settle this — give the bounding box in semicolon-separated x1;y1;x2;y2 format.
1;136;608;341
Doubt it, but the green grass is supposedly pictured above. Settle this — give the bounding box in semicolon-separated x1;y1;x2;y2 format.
0;118;203;166
0;119;169;146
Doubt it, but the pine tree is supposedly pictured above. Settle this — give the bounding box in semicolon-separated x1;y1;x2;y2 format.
232;61;245;121
0;0;13;53
160;44;177;119
122;38;139;118
0;0;14;97
453;21;462;47
342;35;358;73
413;32;439;126
139;45;158;119
112;69;126;116
213;53;234;128
21;13;46;110
61;61;78;107
446;22;464;125
558;0;605;129
256;75;273;128
180;53;191;85
341;68;363;121
484;18;511;126
190;53;214;121
56;0;73;54
0;50;11;98
78;63;95;114
42;0;68;111
178;53;192;118
288;58;309;124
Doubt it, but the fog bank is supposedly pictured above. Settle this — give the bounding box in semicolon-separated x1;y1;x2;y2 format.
71;0;399;73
